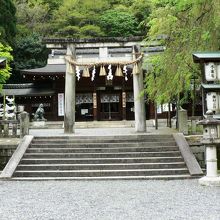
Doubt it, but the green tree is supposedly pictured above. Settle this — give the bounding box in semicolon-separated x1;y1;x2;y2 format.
0;43;13;88
42;0;63;14
14;0;50;36
100;9;140;37
10;33;47;83
0;0;16;46
130;0;151;35
13;33;47;70
145;0;220;107
52;0;109;38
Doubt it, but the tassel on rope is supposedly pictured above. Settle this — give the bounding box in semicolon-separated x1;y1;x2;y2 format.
99;65;106;76
82;67;90;77
67;63;74;74
132;63;139;75
115;65;123;77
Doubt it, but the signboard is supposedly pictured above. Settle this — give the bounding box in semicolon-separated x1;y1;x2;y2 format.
58;93;64;116
81;109;88;115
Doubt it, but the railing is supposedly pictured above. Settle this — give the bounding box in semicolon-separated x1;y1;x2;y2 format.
0;120;19;138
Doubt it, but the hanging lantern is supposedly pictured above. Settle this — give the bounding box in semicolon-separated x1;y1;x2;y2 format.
115;65;123;77
99;65;106;76
132;63;139;75
82;67;90;77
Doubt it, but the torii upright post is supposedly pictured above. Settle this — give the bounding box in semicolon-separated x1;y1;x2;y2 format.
132;45;146;132
64;44;76;133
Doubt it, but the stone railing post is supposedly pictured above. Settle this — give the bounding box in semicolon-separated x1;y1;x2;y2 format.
178;108;188;135
20;111;29;138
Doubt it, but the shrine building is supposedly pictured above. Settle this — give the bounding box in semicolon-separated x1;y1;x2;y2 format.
2;37;171;122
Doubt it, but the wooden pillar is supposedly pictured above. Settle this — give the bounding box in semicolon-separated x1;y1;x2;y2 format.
122;91;126;120
93;91;97;120
132;45;146;132
64;44;76;133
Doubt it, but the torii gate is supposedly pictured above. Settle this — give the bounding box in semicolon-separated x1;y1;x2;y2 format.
63;41;146;134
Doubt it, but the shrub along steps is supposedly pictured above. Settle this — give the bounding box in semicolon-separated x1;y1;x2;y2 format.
12;135;193;180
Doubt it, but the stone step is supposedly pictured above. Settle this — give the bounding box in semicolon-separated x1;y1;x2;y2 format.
32;138;174;144
16;162;186;171
30;142;176;148
26;146;179;153
20;157;184;164
23;151;181;159
13;168;189;177
33;134;173;140
11;174;194;181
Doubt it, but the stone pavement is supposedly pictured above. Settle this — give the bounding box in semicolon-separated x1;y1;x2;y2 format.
29;126;177;137
0;179;220;220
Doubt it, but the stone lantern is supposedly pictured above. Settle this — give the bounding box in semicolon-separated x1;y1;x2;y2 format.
197;110;220;186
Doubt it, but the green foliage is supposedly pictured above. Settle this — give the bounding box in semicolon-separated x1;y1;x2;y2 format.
0;0;17;46
13;33;47;70
130;0;152;35
0;43;13;89
52;0;110;38
56;26;80;38
80;25;104;38
42;0;63;13
145;0;220;106
100;9;140;37
14;0;50;36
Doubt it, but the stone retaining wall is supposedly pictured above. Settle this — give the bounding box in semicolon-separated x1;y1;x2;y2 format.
185;136;205;168
0;143;18;170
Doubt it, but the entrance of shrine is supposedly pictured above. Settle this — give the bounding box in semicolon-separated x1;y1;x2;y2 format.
98;92;122;121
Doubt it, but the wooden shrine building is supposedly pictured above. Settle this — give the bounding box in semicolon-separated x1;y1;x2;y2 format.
2;37;166;122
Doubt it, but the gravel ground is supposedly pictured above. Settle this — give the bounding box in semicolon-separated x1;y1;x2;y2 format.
0;179;220;220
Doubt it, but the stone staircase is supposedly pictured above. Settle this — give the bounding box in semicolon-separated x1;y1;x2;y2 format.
12;135;192;180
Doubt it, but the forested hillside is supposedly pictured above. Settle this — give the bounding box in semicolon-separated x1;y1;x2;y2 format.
0;0;219;104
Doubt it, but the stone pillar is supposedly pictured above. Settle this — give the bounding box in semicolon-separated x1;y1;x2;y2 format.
122;91;126;120
3;123;9;137
20;111;29;138
93;92;97;121
190;116;197;135
178;109;188;135
206;145;218;177
64;44;76;133
12;123;18;137
132;46;146;132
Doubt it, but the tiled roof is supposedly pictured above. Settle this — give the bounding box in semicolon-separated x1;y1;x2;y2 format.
1;83;55;96
193;52;220;63
21;64;65;75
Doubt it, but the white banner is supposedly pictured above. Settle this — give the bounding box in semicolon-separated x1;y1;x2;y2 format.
58;93;64;116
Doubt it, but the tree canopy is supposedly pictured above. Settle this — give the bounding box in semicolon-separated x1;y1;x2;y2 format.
145;0;220;106
0;0;16;46
0;43;13;89
100;9;140;37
